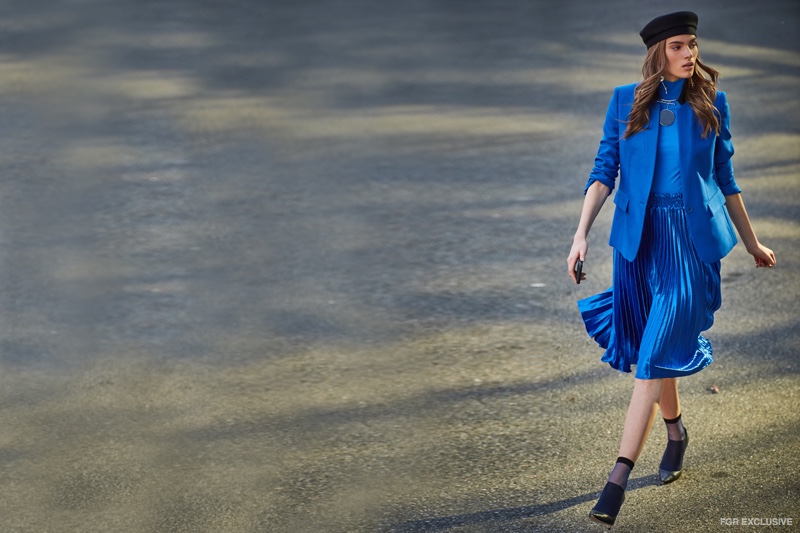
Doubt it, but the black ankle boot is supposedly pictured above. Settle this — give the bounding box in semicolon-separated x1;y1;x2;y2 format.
589;481;625;527
659;426;689;484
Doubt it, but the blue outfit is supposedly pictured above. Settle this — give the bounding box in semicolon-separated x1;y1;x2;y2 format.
584;81;741;263
579;79;740;379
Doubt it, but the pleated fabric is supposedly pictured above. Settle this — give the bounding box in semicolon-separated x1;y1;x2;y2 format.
578;193;721;379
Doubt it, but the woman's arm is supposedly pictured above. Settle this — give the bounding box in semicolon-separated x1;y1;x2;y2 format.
725;193;776;268
714;93;773;267
568;86;623;283
568;180;612;283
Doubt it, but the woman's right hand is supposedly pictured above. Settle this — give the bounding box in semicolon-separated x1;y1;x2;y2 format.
567;180;610;285
567;237;588;284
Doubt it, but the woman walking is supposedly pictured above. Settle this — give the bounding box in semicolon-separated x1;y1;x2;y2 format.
566;11;776;527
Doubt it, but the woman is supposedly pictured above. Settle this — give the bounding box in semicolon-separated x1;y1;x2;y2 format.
566;11;776;527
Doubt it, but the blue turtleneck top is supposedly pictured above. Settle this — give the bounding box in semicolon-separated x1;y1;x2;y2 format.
651;78;685;195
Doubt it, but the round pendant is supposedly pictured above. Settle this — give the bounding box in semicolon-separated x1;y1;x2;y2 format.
660;108;675;126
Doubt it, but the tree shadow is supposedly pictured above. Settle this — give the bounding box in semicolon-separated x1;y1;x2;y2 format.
389;475;660;532
0;1;797;531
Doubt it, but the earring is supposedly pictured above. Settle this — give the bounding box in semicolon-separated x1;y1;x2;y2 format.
660;75;668;94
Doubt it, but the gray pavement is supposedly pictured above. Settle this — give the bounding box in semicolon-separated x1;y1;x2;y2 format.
0;1;798;531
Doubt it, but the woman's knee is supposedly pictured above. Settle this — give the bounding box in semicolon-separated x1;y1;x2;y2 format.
633;377;663;400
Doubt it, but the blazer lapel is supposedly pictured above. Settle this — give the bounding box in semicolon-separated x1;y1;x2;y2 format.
641;106;660;195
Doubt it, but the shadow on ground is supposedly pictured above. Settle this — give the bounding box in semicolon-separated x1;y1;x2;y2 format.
0;1;798;531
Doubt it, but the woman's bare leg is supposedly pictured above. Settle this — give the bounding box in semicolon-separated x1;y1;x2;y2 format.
590;378;662;524
602;378;662;490
659;377;680;420
618;378;662;462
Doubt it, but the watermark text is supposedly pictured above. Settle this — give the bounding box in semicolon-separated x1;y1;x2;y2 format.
720;517;793;527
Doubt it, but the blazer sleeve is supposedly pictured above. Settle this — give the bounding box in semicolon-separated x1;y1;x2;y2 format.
584;87;622;194
713;91;743;196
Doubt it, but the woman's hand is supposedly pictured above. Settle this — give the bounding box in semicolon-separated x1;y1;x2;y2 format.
567;237;588;284
747;241;776;268
567;180;610;284
725;194;776;269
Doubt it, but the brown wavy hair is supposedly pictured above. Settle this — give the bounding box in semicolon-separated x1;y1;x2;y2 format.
623;39;720;139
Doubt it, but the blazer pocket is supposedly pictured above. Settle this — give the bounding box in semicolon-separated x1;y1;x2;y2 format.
706;189;727;217
614;190;630;213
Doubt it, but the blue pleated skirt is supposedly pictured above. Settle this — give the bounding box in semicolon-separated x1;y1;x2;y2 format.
578;193;721;379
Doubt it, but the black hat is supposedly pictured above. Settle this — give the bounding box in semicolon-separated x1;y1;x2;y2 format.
639;11;698;48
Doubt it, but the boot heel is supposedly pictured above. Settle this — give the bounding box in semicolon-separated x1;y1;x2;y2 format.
589;481;625;527
659;426;689;484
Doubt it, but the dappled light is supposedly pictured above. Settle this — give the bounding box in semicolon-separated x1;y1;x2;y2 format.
0;0;797;531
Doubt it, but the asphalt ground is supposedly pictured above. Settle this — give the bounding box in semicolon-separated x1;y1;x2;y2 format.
0;1;798;532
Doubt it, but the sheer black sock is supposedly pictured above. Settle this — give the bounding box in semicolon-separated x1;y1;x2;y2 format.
661;415;688;473
608;456;634;490
664;413;686;441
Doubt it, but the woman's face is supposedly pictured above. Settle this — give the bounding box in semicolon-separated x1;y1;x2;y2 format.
663;34;698;81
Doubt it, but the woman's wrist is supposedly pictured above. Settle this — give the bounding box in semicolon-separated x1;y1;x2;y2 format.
744;239;761;253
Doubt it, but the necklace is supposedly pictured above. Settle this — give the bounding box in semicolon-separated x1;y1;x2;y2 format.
658;98;678;126
658;76;678;126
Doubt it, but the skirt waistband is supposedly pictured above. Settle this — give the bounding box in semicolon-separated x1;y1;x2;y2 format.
648;193;683;208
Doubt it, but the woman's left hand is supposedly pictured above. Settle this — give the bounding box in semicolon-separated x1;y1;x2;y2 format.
747;242;776;268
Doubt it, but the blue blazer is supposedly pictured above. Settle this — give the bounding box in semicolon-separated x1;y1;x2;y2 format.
586;83;742;264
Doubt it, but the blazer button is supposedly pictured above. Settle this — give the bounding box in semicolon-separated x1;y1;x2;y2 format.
686;206;694;213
